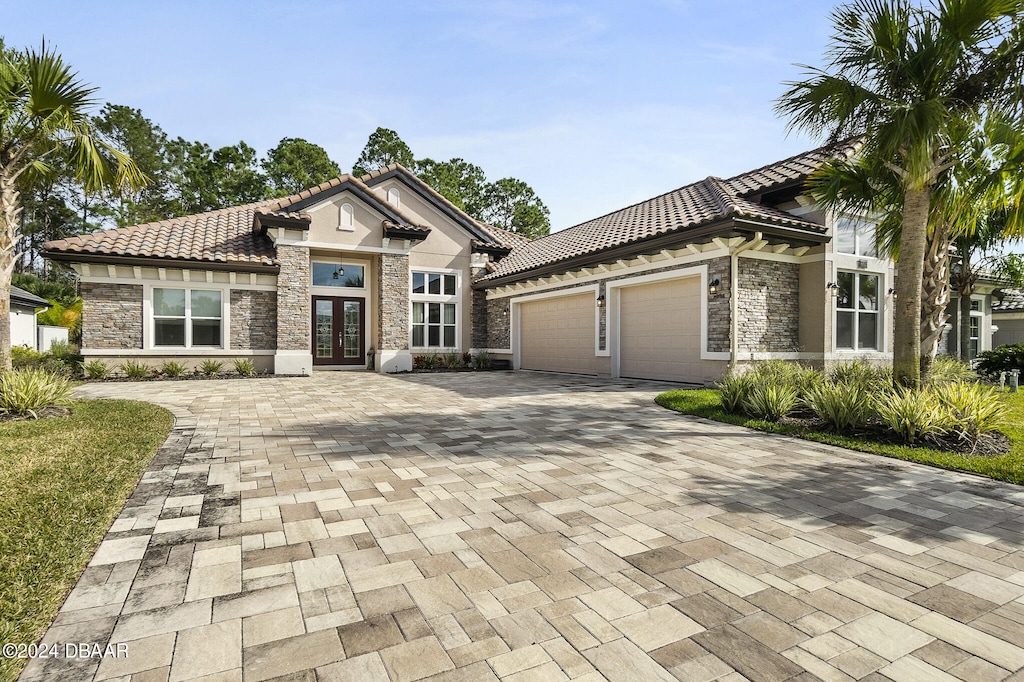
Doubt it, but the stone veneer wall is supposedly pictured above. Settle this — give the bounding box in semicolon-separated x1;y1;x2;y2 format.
706;259;731;353
378;253;409;350
736;258;800;352
82;282;143;349
486;297;511;349
230;290;277;350
275;245;310;350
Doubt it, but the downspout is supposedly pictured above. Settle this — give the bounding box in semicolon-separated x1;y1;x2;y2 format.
729;233;763;373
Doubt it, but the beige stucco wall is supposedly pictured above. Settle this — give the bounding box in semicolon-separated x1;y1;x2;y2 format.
305;191;385;249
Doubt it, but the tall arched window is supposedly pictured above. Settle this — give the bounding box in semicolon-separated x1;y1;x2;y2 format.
387;188;401;208
339;203;354;230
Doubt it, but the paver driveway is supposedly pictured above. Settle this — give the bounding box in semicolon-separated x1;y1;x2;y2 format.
21;372;1024;682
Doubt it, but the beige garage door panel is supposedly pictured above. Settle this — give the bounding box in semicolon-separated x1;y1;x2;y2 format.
619;277;702;383
520;293;597;375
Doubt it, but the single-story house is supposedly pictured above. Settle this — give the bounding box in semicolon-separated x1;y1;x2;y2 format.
10;285;50;350
43;142;994;383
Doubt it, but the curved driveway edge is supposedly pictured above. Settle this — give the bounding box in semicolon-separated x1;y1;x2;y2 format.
20;372;1024;682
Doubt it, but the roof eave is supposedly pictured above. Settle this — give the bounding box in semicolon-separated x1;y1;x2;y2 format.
44;251;281;274
475;218;828;289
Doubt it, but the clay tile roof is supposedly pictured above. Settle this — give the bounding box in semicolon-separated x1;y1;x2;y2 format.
478;174;827;284
995;288;1024;312
724;138;860;197
45;200;279;267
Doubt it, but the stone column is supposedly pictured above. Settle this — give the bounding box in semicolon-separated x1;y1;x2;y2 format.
273;243;312;375
376;252;412;372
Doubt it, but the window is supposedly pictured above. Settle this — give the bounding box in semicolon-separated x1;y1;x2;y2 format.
835;272;879;350
412;302;457;347
152;288;222;347
338;203;354;230
412;272;456;296
312;262;365;288
410;270;458;348
387;188;400;208
835;216;877;257
969;299;983;359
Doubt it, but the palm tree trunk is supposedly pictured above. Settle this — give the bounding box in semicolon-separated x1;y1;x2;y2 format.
894;187;931;388
919;221;951;382
0;168;22;372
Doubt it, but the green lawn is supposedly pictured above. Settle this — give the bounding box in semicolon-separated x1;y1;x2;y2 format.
655;388;1024;485
0;400;173;682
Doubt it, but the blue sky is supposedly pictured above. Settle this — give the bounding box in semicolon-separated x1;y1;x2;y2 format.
5;1;836;231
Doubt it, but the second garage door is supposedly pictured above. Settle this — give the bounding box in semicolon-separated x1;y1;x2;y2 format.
519;292;597;375
619;277;703;383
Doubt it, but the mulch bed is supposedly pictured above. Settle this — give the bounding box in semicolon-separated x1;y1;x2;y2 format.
777;413;1011;458
0;406;72;422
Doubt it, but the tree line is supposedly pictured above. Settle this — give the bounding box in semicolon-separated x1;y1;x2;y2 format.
18;113;551;274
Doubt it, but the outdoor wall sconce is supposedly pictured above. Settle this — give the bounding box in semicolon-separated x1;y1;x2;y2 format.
708;278;720;295
596;294;606;308
502;308;509;317
826;281;840;294
887;287;897;298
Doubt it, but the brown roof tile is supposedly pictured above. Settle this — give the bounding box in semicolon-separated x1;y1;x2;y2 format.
478;142;853;285
45;200;279;267
45;166;515;267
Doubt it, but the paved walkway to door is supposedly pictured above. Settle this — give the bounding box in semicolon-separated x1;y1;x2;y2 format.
20;372;1024;681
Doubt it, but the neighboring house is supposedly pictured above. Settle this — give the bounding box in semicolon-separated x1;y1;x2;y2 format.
992;288;1024;348
44;143;988;383
937;275;1001;360
10;285;50;350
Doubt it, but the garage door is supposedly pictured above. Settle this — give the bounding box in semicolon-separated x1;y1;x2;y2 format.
619;277;702;383
519;293;597;375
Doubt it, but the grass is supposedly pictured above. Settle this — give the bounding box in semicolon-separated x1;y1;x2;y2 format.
655;388;1024;485
0;400;173;681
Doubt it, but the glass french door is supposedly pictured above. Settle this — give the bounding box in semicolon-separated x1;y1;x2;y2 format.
312;296;364;366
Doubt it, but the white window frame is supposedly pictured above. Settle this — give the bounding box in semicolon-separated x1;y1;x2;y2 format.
149;286;225;349
410;268;460;351
835;215;878;257
969;296;984;359
387;187;401;208
834;270;881;351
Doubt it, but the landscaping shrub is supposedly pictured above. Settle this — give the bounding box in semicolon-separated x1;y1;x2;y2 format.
81;360;109;380
745;361;823;400
120;359;150;379
471;351;492;370
928;355;976;384
0;369;72;416
802;381;872;431
976;343;1024;377
717;373;754;413
442;353;463;369
160;360;186;378
742;383;798;421
829;361;891;390
419;353;441;370
934;380;1006;443
11;346;44;369
199;359;224;376
233;358;256;377
872;387;947;444
462;351;472;366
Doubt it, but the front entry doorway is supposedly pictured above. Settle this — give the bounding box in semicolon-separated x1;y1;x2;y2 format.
312;296;365;366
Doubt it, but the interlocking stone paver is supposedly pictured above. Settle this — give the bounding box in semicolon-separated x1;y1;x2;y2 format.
23;372;1024;681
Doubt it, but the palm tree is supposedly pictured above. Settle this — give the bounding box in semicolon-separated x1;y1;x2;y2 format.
776;0;1024;387
0;42;145;370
